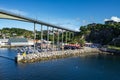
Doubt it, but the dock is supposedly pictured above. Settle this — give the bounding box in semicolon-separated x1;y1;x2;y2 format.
16;47;101;63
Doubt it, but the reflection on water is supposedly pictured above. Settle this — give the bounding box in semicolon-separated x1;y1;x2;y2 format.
0;48;120;80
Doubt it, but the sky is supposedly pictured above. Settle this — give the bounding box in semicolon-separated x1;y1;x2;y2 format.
0;0;120;31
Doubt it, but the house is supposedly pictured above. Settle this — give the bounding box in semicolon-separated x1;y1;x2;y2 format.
105;20;118;25
0;39;9;47
8;38;29;47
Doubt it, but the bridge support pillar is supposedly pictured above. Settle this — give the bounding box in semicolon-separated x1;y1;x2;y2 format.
62;29;64;51
47;26;49;51
57;29;59;50
33;23;36;53
41;25;43;50
69;32;71;42
72;32;74;40
66;31;67;45
52;28;54;51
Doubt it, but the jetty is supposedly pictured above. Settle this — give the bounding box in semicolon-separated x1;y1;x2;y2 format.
16;47;101;63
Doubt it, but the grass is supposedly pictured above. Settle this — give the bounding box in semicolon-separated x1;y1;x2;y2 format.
108;45;120;50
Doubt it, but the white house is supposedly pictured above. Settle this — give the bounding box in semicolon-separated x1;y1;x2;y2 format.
8;38;29;47
0;39;9;47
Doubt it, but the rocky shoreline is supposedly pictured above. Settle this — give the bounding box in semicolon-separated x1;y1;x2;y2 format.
100;47;120;55
16;47;109;63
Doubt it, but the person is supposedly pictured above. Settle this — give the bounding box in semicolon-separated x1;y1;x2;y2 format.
22;52;26;59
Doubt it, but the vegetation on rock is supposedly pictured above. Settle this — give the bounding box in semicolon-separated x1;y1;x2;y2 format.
78;22;120;47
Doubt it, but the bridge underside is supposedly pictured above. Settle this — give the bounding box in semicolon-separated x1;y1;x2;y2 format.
0;9;77;32
0;12;29;22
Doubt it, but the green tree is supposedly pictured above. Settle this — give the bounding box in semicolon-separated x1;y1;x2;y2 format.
78;38;85;47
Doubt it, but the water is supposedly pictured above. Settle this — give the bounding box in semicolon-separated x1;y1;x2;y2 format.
0;48;120;80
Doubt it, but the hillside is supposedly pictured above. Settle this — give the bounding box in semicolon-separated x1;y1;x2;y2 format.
79;22;120;47
0;28;33;38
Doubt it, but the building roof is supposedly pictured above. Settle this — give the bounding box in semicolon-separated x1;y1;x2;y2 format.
0;39;9;42
105;20;118;25
8;38;28;43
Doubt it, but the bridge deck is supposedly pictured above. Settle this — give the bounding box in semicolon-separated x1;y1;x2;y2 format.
0;9;77;32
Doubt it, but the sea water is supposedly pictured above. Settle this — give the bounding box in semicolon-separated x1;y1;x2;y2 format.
0;48;120;80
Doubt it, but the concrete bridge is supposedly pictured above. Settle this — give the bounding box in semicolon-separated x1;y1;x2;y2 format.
0;9;78;53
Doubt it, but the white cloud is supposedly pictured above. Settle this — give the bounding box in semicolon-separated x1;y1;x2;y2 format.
104;16;120;22
0;7;27;16
41;17;81;31
104;19;110;21
111;16;120;22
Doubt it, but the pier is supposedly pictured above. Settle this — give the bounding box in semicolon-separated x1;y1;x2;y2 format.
16;47;101;63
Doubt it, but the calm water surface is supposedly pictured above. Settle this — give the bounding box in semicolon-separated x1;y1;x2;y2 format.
0;48;120;80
